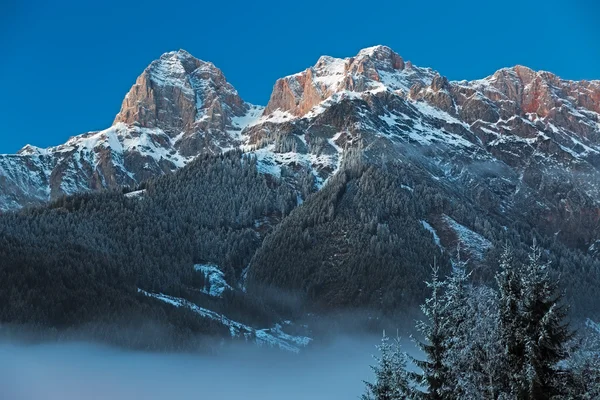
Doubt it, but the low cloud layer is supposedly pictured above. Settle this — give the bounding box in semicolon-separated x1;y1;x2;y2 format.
0;336;409;400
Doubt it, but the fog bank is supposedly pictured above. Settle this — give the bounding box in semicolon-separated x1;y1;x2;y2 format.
0;336;411;400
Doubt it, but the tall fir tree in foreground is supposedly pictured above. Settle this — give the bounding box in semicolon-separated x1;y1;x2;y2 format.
496;243;572;399
362;333;413;400
442;257;503;399
496;245;527;397
411;264;452;400
441;255;470;399
520;244;572;399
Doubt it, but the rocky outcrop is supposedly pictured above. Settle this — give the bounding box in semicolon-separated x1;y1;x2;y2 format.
114;49;260;157
263;45;435;116
251;47;600;252
114;50;248;132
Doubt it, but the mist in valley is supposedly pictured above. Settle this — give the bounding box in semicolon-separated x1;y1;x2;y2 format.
0;335;420;400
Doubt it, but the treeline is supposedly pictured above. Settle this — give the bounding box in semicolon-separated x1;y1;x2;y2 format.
0;151;302;347
363;245;600;399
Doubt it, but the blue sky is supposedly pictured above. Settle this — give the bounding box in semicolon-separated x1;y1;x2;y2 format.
1;0;598;153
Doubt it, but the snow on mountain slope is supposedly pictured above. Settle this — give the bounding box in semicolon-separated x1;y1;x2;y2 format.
443;215;492;261
193;264;232;298
138;289;311;353
0;123;193;211
247;47;600;250
263;45;436;117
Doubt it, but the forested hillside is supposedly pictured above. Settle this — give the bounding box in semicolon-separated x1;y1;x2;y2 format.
249;156;600;321
1;45;600;352
1;147;599;351
0;151;303;349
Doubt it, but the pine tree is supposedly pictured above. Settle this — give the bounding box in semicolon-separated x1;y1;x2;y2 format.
441;259;474;399
520;243;572;399
442;250;503;399
362;332;412;400
464;285;504;399
411;263;451;399
496;245;527;398
496;243;572;399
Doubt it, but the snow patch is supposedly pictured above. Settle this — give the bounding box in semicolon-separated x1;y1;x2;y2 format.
420;220;442;250
138;289;311;353
443;215;492;260
227;104;265;141
124;189;146;199
193;264;232;298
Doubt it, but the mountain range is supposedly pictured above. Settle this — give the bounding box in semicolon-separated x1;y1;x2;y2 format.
2;46;599;249
1;45;599;349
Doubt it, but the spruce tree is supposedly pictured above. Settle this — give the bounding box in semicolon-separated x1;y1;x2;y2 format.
411;264;451;400
442;251;503;399
496;243;572;399
464;285;504;399
362;333;412;400
442;260;473;399
496;245;527;398
521;243;571;399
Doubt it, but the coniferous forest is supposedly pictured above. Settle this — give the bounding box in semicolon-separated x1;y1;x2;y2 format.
362;246;600;399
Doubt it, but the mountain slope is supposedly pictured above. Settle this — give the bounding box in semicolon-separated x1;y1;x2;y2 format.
0;151;308;349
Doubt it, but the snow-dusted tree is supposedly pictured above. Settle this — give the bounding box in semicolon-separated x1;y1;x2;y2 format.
495;245;527;398
496;243;572;399
362;332;413;400
444;272;504;399
563;320;600;399
440;246;504;399
464;285;504;399
411;264;452;400
520;243;572;399
441;258;471;399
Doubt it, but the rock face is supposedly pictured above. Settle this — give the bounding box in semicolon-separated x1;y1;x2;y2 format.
263;46;434;116
1;45;599;255
114;50;259;157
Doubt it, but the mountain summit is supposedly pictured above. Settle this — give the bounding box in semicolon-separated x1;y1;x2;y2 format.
114;49;262;156
264;45;435;116
0;49;262;211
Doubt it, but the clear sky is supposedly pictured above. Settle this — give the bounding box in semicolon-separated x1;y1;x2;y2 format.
1;0;598;153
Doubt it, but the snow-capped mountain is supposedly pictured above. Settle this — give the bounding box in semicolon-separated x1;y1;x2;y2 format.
0;50;262;211
1;45;599;253
244;45;600;251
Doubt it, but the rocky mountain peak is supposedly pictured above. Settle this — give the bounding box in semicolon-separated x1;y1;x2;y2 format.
113;49;249;138
476;65;600;118
353;45;405;71
263;45;435;117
